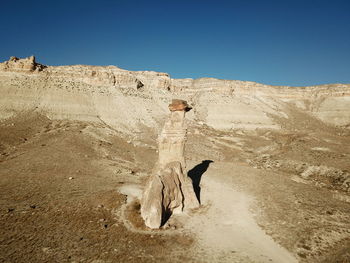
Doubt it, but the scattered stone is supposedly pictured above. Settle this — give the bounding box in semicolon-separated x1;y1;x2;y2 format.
135;79;144;89
42;247;50;253
30;205;36;209
68;177;74;180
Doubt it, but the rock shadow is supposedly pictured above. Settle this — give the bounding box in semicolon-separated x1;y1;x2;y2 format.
188;160;213;204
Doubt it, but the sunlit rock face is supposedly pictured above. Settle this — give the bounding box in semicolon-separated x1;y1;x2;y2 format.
0;56;45;72
0;56;349;132
140;100;199;229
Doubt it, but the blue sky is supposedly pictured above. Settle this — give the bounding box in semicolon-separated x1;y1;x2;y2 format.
0;0;349;86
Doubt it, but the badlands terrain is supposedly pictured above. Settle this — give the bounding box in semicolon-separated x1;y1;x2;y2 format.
0;56;350;263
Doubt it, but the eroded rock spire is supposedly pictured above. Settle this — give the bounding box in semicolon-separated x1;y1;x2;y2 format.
140;99;199;229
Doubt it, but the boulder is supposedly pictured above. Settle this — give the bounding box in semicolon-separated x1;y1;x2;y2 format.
140;161;184;228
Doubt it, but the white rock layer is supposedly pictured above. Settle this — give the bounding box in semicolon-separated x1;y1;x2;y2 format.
0;56;350;132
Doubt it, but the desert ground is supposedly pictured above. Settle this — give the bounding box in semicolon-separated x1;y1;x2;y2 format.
0;57;350;262
0;110;349;263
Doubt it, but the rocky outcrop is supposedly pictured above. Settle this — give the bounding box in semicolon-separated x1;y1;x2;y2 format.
44;64;170;89
0;56;173;131
0;56;45;72
170;78;350;128
141;100;199;229
0;56;349;132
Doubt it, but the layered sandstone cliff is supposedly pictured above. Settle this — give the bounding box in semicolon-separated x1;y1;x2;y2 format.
0;56;349;132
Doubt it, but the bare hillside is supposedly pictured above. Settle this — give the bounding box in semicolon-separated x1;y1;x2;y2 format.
0;56;349;263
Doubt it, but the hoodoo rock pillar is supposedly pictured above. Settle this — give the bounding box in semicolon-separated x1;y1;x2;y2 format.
140;99;199;229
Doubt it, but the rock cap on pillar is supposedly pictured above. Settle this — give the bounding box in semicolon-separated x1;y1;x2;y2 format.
168;99;191;112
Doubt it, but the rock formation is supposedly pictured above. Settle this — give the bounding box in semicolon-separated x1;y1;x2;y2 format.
0;56;45;72
0;56;350;132
140;99;199;229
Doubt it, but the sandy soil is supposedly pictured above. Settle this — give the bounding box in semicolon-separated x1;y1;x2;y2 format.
182;166;297;263
1;112;350;262
0;113;193;263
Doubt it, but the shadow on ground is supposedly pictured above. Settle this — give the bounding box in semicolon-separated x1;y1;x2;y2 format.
188;160;213;203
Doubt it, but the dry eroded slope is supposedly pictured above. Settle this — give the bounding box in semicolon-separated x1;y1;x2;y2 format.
1;57;350;262
1;56;350;133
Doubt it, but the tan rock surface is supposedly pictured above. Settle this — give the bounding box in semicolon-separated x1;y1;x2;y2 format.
0;56;45;72
1;56;349;133
141;100;199;229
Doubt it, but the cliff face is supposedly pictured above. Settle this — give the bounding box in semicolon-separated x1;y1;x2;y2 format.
0;56;349;133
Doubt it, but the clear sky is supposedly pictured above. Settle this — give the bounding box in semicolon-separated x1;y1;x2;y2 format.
1;0;349;86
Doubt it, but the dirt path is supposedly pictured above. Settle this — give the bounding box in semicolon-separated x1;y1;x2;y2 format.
181;161;297;263
117;161;298;262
